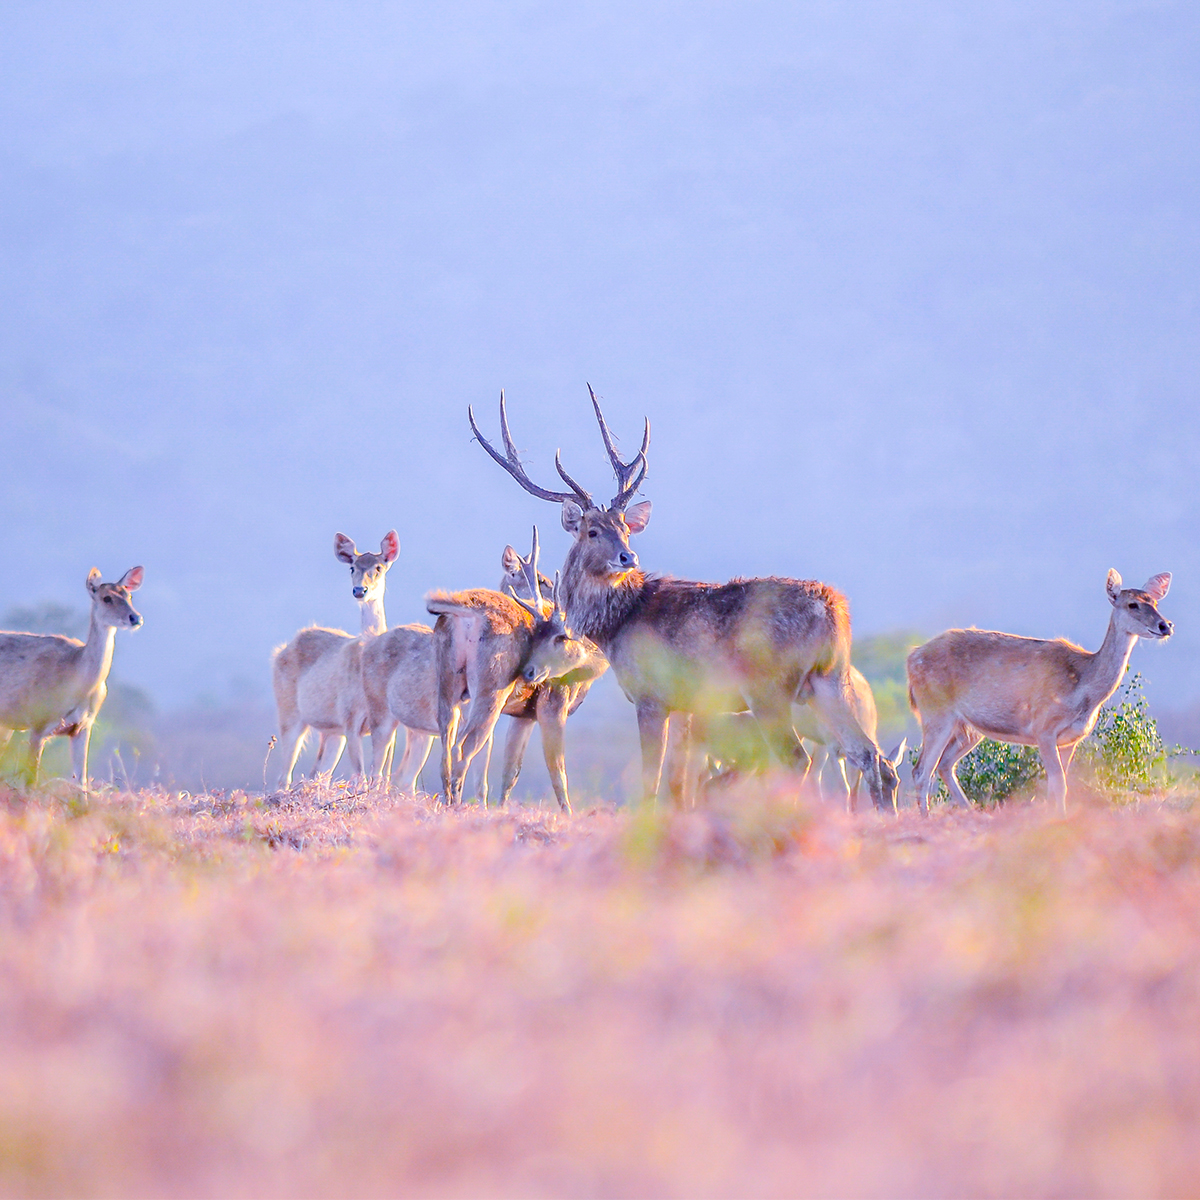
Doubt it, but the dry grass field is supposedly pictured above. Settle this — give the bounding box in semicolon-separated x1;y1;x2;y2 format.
2;779;1200;1198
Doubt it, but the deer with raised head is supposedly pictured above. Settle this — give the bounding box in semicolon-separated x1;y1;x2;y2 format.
272;531;398;790
907;569;1173;815
0;566;143;789
426;527;607;811
470;388;900;811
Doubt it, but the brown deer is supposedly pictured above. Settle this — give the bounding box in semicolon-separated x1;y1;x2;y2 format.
427;528;607;811
271;531;398;789
0;566;143;789
469;388;899;811
907;569;1173;814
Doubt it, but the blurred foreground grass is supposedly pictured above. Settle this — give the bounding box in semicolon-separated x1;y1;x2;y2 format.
2;780;1200;1197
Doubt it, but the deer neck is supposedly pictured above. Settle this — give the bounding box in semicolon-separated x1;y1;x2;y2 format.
79;608;118;694
1078;610;1139;711
358;593;387;637
561;557;646;649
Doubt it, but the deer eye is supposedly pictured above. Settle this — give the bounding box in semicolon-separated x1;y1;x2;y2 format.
554;634;567;645
588;529;598;538
1128;602;1139;610
103;596;112;604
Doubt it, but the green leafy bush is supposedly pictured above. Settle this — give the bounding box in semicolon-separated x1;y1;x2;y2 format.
1077;672;1173;795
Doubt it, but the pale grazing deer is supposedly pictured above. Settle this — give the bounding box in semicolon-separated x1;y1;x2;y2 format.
360;538;568;798
272;531;398;790
469;388;900;810
427;527;607;811
907;569;1173;814
689;667;905;811
0;566;143;789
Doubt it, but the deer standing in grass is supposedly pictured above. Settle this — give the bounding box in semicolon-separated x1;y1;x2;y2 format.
0;566;143;789
427;528;607;811
359;540;560;797
907;569;1173;815
272;531;398;790
470;388;899;811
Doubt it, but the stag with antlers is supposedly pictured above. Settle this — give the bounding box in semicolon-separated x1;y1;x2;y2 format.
469;388;899;811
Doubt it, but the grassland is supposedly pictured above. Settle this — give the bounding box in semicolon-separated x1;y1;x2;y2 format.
2;780;1199;1198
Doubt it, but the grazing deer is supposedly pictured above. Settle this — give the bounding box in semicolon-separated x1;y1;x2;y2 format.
271;531;398;790
690;667;905;811
907;569;1173;814
469;388;899;811
427;528;607;811
0;566;143;789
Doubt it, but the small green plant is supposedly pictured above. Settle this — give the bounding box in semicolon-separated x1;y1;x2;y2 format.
1078;672;1174;794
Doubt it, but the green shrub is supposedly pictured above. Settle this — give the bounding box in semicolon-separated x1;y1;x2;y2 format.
1077;672;1174;794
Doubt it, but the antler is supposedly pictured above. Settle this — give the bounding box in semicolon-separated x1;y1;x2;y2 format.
469;391;593;509
506;527;547;621
547;570;568;633
587;383;649;510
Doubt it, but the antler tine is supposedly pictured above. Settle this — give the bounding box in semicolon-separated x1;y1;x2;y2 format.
554;450;595;508
586;383;651;510
468;391;592;507
520;526;544;615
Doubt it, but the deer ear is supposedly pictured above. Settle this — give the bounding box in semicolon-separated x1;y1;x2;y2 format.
86;568;103;596
1106;569;1123;603
380;530;400;563
625;500;652;534
561;501;584;535
887;737;907;770
334;533;356;564
1143;572;1171;601
501;545;522;575
119;566;144;591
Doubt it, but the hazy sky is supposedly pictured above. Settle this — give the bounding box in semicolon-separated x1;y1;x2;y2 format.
2;1;1198;711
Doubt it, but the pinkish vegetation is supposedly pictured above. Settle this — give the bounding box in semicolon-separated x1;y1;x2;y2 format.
3;781;1200;1197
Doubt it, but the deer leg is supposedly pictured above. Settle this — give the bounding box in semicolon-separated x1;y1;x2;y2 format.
937;727;982;809
371;717;399;783
69;720;95;791
499;716;536;807
847;761;863;814
275;721;309;790
667;713;694;809
1039;737;1068;814
471;731;493;807
636;701;670;805
437;668;463;803
910;717;959;816
312;734;346;780
536;687;573;813
937;727;980;807
23;729;49;788
451;692;510;805
397;728;435;795
343;727;367;783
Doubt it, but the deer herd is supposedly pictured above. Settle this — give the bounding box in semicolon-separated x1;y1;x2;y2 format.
0;388;1176;815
